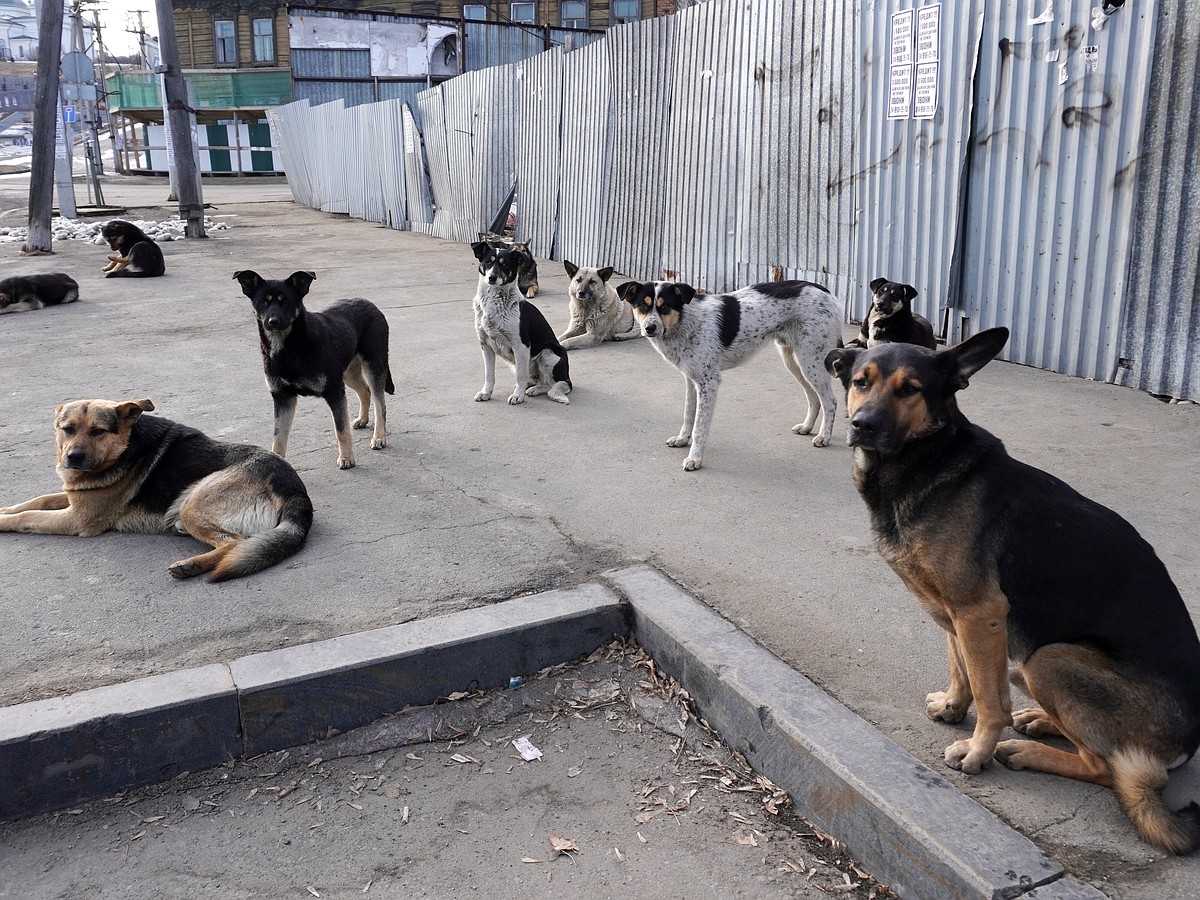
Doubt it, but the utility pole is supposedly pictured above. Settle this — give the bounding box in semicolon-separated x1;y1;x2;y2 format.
128;10;149;68
153;0;205;238
25;0;67;254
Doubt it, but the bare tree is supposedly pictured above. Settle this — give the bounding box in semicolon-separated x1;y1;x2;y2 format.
24;0;66;254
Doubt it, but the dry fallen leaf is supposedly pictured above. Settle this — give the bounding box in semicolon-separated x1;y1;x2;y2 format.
548;835;580;857
181;796;201;812
306;887;320;898
566;766;582;778
614;847;625;862
732;829;759;847
636;832;647;844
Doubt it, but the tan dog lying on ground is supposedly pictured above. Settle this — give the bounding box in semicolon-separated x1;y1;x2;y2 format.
557;260;640;350
0;398;313;581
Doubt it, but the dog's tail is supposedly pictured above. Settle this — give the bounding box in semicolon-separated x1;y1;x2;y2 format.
1110;747;1200;854
386;367;395;394
209;494;314;582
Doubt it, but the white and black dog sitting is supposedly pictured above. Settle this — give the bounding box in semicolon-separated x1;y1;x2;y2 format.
617;279;842;471
471;242;572;405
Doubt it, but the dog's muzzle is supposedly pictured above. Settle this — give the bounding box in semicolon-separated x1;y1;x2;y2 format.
61;448;92;470
641;320;661;338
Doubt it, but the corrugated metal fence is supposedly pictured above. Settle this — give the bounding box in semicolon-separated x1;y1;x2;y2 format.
268;0;1200;401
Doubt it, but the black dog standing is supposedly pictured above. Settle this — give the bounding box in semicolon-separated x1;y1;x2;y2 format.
234;270;394;470
101;220;166;278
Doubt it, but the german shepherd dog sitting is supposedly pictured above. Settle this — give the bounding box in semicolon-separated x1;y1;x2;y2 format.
0;273;79;314
0;398;312;581
825;329;1200;853
101;220;165;278
471;242;571;405
847;277;936;349
235;270;394;470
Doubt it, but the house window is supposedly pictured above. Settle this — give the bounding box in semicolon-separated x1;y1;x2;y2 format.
510;2;535;23
252;17;274;63
463;4;487;19
214;19;237;64
612;0;639;22
562;1;586;27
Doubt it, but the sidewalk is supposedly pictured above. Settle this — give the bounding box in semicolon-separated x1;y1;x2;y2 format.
0;173;1197;897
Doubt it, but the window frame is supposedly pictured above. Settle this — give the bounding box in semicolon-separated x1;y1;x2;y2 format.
213;17;237;66
509;2;536;24
561;0;587;28
463;3;488;20
611;0;639;23
251;15;275;64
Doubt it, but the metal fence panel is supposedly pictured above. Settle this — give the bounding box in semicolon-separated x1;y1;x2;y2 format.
402;103;435;231
513;48;565;258
1119;3;1200;401
557;37;612;268
956;0;1158;382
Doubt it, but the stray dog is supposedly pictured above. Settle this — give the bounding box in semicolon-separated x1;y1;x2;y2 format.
825;329;1200;854
0;273;79;314
557;260;639;350
481;236;539;298
618;279;842;470
100;220;165;278
234;270;394;470
471;241;571;405
0;398;313;581
847;277;936;349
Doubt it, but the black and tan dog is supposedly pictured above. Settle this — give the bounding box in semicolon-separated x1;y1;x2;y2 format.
825;329;1200;853
100;220;166;278
847;277;936;349
0;398;312;581
0;273;79;314
234;270;394;470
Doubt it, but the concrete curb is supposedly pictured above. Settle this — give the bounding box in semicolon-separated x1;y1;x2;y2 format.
0;567;1102;898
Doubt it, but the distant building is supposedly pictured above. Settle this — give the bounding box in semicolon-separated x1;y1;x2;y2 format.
0;0;36;61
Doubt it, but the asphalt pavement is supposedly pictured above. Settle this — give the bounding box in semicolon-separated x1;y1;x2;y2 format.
0;172;1198;898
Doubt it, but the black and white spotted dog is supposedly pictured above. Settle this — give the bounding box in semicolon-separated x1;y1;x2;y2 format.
471;242;571;405
617;279;843;471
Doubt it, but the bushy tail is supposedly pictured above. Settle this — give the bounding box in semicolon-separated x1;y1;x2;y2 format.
386;368;395;394
1111;748;1200;854
210;495;313;581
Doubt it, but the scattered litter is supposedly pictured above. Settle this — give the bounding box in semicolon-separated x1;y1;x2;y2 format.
520;858;541;864
548;835;579;858
181;796;200;812
306;887;320;898
512;736;543;761
277;783;298;800
402;806;410;824
613;847;625;861
566;766;582;778
636;832;647;843
508;676;524;688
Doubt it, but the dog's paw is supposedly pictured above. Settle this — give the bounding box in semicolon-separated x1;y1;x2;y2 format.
994;739;1034;770
507;392;525;405
942;738;993;775
666;436;691;448
370;437;386;450
925;691;970;724
791;422;814;435
683;457;703;471
337;456;356;470
1011;707;1061;737
474;390;492;402
524;286;539;298
168;560;204;580
811;434;830;448
352;417;369;429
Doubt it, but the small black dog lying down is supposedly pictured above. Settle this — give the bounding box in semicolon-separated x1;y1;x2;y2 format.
234;270;395;470
0;273;80;314
101;220;166;278
848;277;936;349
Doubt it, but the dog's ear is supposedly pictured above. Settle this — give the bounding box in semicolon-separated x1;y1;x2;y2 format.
598;266;614;283
939;327;1009;392
869;277;888;293
286;271;316;296
616;281;642;305
563;260;578;278
233;270;262;297
672;283;697;305
115;398;152;424
900;284;918;302
825;348;861;387
471;241;491;261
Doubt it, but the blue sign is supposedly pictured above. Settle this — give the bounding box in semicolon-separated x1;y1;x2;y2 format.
62;104;76;123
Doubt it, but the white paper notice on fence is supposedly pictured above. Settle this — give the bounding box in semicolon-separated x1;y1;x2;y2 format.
890;9;914;67
916;5;940;65
913;62;939;119
888;64;913;120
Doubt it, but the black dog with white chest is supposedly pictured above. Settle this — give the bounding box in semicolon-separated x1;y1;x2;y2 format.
101;220;165;278
234;270;394;470
848;277;936;349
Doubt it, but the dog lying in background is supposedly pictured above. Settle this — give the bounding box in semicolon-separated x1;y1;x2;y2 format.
480;235;539;298
557;261;639;350
234;270;394;470
848;277;936;349
825;330;1200;854
101;220;165;278
0;273;79;314
0;398;312;581
618;279;842;470
471;241;571;405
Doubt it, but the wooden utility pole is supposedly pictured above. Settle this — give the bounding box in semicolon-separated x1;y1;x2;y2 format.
154;0;205;238
24;0;67;253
